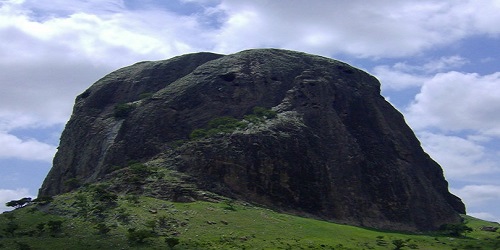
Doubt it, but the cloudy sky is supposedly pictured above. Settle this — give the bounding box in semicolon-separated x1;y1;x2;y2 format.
1;0;499;222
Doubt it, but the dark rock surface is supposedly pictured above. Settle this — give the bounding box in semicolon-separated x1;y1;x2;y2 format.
39;49;465;231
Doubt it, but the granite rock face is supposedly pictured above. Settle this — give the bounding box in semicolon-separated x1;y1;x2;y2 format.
39;49;465;231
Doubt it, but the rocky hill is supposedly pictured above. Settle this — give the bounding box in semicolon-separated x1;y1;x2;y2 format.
39;49;465;231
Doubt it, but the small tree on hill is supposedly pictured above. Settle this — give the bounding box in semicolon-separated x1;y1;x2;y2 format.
6;197;32;209
439;223;473;237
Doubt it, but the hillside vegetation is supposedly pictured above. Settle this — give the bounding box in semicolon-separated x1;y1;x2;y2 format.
1;186;499;250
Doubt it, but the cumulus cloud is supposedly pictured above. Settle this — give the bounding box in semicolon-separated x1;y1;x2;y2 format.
417;132;499;179
0;132;56;162
0;0;208;130
212;0;500;57
451;185;500;206
406;71;500;136
373;56;468;91
0;188;33;213
1;0;499;132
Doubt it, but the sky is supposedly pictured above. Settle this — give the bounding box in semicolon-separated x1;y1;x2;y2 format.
0;0;499;223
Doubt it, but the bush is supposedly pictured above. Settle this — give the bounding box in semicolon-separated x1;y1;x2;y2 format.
188;107;276;140
64;178;81;190
114;103;136;118
189;129;208;139
33;196;53;205
47;220;63;236
95;223;111;236
252;106;277;119
165;237;180;249
139;92;153;99
127;228;155;245
439;223;473;237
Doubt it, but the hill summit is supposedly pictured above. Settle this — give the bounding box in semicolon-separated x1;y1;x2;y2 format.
39;49;465;231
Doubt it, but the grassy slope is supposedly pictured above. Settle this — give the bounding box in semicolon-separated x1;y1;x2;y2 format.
1;190;499;250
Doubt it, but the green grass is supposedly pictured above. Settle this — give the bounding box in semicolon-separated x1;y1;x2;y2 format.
1;192;499;250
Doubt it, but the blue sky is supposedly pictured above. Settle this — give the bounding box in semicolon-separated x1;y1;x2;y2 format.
1;0;499;223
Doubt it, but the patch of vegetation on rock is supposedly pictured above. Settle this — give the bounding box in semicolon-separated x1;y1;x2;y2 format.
189;106;276;139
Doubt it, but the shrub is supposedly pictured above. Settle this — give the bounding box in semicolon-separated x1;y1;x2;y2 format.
64;178;81;190
114;103;136;118
95;223;111;236
189;129;208;139
47;220;63;236
33;196;53;205
127;228;155;245
139;92;153;99
4;221;19;236
252;106;277;118
165;237;180;249
439;223;473;237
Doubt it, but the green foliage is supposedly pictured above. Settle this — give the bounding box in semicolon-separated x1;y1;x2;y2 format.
64;178;80;190
14;241;32;250
223;200;237;211
392;239;406;250
138;92;153;100
36;222;45;236
439;223;473;237
189;106;276;140
6;197;32;209
127;228;155;245
189;128;208;139
113;103;136;118
252;106;277;119
145;219;157;232
165;237;180;249
32;196;53;205
125;194;140;204
129;163;153;177
4;220;19;236
1;194;498;250
47;220;63;236
94;223;110;236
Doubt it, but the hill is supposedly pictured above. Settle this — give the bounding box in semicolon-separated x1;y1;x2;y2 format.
1;189;499;249
38;49;464;231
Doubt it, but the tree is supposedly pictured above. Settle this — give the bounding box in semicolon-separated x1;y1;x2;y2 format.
6;197;32;209
439;223;473;237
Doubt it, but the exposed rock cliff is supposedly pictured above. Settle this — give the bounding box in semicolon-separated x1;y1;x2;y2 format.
39;49;465;231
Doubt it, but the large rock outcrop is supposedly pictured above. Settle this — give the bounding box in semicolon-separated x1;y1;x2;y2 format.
39;49;465;231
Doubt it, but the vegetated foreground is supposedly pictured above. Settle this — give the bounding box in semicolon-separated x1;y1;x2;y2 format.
1;186;499;250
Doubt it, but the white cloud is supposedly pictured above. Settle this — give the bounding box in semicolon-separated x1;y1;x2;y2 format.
0;132;56;162
451;185;500;223
451;185;500;206
373;65;429;90
0;188;33;213
0;0;207;129
406;71;500;136
373;56;468;91
212;0;500;57
417;132;499;179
